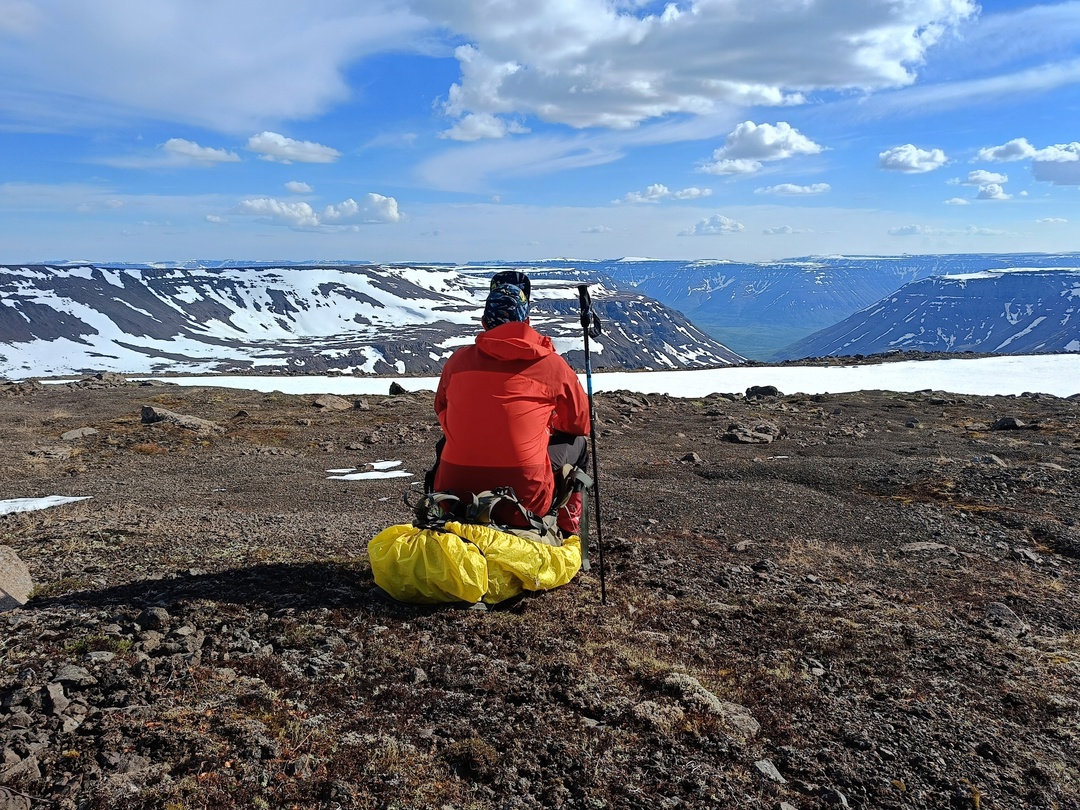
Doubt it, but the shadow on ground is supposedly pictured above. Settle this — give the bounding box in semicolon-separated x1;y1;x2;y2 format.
27;561;533;615
28;562;379;612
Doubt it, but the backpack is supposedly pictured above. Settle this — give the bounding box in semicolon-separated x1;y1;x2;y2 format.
408;461;592;547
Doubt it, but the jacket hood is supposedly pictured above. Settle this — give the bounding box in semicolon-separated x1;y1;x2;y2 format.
475;321;554;362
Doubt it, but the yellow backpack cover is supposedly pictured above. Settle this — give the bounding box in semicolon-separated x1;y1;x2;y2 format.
368;520;582;605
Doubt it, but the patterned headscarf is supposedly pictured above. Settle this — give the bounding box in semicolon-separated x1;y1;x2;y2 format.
482;283;530;329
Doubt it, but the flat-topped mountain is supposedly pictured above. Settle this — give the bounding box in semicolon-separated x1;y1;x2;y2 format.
775;267;1080;360
0;264;742;377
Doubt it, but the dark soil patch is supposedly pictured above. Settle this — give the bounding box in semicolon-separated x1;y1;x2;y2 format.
1;377;1078;809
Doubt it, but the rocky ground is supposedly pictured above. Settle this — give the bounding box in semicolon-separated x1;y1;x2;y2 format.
1;369;1078;810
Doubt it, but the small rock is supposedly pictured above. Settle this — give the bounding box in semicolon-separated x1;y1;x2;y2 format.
985;601;1029;638
1011;547;1042;565
899;541;955;555
0;787;30;810
389;382;408;395
818;787;850;807
991;417;1026;430
60;427;98;441
137;607;170;631
136;631;164;653
754;759;787;784
679;452;704;464
6;711;33;729
44;682;69;715
1036;462;1067;472
52;665;97;687
0;546;33;611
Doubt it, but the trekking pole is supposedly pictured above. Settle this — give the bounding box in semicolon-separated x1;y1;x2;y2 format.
577;284;607;606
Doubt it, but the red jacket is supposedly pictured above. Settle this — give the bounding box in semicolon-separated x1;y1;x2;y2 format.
434;321;590;518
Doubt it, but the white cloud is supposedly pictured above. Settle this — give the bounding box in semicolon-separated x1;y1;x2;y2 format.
976;183;1011;200
440;112;529;141
964;225;1011;236
616;183;713;204
878;144;948;173
419;0;976;133
322;194;403;224
247;132;341;164
234;193;402;229
944;197;970;205
754;183;830;195
960;170;1007;185
236;198;319;228
1037;217;1067;224
700;122;822;175
581;225;612;233
762;225;812;235
699;159;763;176
678;214;745;236
162;138;241;166
205;214;227;223
976;138;1037;162
1031;142;1080;162
285;181;313;193
975;138;1080;185
888;224;938;236
1033;143;1080;186
0;3;427;132
96;138;241;169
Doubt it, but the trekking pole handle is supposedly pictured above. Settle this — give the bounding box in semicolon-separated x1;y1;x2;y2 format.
577;284;601;338
577;284;591;329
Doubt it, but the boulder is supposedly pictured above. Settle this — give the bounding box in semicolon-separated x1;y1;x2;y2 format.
991;417;1027;430
746;385;781;399
724;421;785;444
140;406;223;434
312;394;352;411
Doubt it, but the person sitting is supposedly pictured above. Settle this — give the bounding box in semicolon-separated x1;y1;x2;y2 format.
431;279;590;536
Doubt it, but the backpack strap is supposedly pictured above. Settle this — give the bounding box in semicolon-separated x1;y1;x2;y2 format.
550;463;593;515
407;484;570;545
464;487;564;540
405;491;461;529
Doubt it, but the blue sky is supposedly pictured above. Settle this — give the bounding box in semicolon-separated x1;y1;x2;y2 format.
1;0;1078;263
